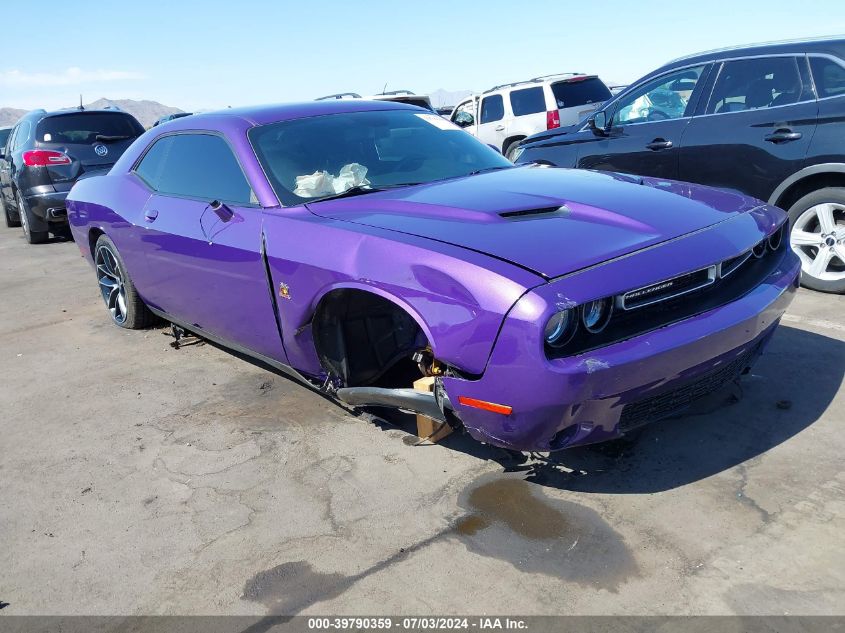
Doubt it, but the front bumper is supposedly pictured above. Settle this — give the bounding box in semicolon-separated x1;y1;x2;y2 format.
442;250;801;452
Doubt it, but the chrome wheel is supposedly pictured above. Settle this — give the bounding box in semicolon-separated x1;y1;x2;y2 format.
790;202;845;282
96;245;128;324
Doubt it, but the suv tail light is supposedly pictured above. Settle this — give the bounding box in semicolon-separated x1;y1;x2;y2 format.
23;150;72;167
546;110;560;130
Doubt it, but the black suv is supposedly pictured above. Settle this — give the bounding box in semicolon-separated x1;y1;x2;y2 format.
0;108;144;243
515;37;845;294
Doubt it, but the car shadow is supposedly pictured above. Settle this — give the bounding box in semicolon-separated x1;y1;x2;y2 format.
180;323;842;495
380;324;844;494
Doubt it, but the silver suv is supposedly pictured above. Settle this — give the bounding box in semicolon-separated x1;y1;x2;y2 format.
450;74;612;159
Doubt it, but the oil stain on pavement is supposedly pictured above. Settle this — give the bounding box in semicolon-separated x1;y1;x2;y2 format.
242;472;637;614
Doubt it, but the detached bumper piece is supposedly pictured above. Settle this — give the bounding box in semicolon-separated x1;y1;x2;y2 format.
336;382;452;423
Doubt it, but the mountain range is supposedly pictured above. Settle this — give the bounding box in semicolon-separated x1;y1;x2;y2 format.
0;98;184;129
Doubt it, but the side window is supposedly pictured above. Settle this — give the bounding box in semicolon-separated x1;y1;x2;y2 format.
137;134;254;204
509;87;545;116
13;120;31;150
135;136;173;190
614;66;705;126
706;56;803;114
480;95;504;124
810;56;845;98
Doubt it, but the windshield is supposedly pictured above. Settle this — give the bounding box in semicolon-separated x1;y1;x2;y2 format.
249;109;513;205
36;112;144;144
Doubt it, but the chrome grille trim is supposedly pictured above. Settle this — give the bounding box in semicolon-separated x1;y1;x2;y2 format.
619;265;717;311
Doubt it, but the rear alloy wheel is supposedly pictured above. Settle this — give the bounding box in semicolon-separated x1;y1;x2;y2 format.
788;187;845;294
2;195;20;228
504;139;524;162
18;192;48;244
94;235;156;329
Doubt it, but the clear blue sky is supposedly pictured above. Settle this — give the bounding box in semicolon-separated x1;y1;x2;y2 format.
2;0;843;111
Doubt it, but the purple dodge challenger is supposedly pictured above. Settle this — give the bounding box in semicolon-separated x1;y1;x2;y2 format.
67;100;800;452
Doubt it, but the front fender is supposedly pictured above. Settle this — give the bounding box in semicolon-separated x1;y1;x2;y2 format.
261;207;542;378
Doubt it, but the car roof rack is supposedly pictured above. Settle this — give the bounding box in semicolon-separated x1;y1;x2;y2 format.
483;73;587;93
315;92;362;100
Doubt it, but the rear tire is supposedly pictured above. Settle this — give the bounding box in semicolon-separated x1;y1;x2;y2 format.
94;234;156;329
2;195;20;228
787;187;845;294
504;138;525;162
18;192;48;244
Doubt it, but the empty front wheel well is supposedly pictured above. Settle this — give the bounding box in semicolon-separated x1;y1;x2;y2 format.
88;228;105;258
312;289;429;388
775;172;845;211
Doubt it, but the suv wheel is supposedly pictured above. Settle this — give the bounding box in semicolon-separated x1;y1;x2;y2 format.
94;234;156;329
504;139;525;162
17;192;49;244
788;187;845;294
2;194;20;228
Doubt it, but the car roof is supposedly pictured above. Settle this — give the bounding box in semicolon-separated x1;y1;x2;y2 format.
660;35;845;72
483;73;596;94
170;99;421;128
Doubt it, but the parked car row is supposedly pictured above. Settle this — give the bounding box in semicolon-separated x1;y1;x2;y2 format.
0;37;835;454
513;37;845;294
449;73;613;159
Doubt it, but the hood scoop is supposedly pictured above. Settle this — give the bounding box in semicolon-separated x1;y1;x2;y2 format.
499;205;569;220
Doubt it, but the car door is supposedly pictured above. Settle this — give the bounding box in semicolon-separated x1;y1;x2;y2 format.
475;93;509;151
576;64;709;180
133;132;286;362
450;98;478;136
679;55;817;202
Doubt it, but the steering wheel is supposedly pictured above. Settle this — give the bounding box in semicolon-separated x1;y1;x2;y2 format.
647;109;670;122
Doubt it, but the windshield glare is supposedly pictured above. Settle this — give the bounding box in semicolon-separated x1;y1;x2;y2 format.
249;109;513;205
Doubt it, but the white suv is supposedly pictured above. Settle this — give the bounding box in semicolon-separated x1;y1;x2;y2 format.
450;74;612;159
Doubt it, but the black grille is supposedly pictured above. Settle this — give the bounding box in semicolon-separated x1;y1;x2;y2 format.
618;342;761;431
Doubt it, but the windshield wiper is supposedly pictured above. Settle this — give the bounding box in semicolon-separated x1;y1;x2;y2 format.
313;185;385;202
467;165;514;176
94;134;134;143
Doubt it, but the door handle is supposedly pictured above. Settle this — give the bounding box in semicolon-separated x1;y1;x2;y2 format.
144;209;159;222
495;125;505;131
646;139;673;151
764;129;802;143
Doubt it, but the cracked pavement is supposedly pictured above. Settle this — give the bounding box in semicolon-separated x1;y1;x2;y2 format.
0;229;843;615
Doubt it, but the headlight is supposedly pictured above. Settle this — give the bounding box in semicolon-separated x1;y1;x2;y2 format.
581;298;613;333
544;309;577;347
752;239;767;258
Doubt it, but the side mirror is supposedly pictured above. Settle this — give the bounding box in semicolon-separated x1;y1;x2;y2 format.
589;111;609;135
454;111;474;128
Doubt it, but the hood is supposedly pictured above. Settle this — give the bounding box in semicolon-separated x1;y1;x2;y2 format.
306;166;761;279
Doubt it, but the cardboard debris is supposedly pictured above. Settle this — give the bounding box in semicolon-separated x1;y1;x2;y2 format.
413;376;452;443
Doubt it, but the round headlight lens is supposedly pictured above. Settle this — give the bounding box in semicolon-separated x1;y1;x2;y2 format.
544;309;576;347
582;298;613;333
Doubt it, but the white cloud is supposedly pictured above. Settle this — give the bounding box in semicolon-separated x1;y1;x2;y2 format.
0;67;144;87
